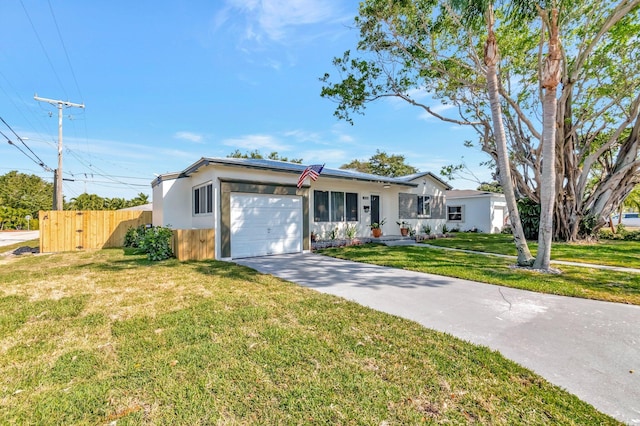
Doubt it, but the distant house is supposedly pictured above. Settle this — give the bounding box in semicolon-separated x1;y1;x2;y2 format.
152;157;451;259
118;203;152;211
445;190;507;233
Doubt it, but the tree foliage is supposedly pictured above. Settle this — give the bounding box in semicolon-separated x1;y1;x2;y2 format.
341;150;419;177
65;192;150;211
321;0;640;241
477;181;503;193
227;149;303;164
0;171;54;217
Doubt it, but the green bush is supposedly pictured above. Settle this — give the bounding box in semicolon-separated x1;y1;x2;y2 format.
137;226;173;261
597;224;640;241
517;198;540;240
123;225;148;248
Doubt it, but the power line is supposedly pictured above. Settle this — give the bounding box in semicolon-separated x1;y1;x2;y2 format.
19;0;68;99
0;70;57;145
47;0;84;102
0;116;51;171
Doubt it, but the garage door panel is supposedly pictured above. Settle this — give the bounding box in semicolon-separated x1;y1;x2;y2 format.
230;194;302;258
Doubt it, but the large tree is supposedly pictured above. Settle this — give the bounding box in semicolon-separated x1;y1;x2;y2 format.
341;150;419;177
0;171;54;217
321;0;640;246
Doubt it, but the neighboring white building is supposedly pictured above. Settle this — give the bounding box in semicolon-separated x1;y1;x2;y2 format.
152;157;451;259
445;189;507;234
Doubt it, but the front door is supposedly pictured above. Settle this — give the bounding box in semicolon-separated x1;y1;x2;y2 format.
371;195;380;226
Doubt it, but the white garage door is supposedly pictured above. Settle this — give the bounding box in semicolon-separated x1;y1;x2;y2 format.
230;193;303;258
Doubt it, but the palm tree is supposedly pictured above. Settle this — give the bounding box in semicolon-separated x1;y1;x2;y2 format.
533;7;562;270
451;0;535;266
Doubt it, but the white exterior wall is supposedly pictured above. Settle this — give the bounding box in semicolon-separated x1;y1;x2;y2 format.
405;176;448;234
309;175;448;239
446;194;506;233
309;179;395;239
152;177;192;229
489;198;507;233
152;180;164;226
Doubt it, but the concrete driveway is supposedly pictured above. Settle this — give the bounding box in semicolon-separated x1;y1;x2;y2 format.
235;253;640;425
0;230;39;247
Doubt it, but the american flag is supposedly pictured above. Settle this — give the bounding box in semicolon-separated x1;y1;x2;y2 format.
297;164;324;188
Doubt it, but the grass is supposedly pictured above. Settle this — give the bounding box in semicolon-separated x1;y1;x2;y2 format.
0;249;619;424
0;239;39;255
424;232;640;269
320;244;640;306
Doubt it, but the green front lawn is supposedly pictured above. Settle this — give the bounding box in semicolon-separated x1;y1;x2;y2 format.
0;249;618;424
425;232;640;269
320;244;640;305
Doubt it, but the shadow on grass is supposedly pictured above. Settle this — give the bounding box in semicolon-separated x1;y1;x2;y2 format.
79;248;265;281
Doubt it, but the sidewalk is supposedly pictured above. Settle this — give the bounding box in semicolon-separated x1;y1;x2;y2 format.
0;231;39;247
406;242;640;274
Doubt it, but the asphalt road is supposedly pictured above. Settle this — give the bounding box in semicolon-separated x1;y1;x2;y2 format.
236;253;640;425
0;230;39;247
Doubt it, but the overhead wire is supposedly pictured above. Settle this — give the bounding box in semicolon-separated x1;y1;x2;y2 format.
46;0;95;169
0;116;52;171
19;0;69;99
8;3;150;196
0;69;58;146
47;0;83;102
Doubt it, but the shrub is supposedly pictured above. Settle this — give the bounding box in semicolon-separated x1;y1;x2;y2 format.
124;225;148;248
345;224;357;239
422;224;431;235
517;198;540;240
329;227;339;240
442;224;449;234
138;226;174;261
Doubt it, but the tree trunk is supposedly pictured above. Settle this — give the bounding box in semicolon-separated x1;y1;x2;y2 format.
534;9;561;271
484;14;534;266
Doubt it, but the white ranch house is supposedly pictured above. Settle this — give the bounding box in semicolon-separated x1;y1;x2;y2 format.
152;157;451;259
445;189;508;233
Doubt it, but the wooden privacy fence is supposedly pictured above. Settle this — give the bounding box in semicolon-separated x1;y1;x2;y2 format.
172;229;215;261
40;210;152;252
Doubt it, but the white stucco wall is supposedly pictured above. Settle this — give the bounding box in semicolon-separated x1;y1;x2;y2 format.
446;194;506;233
404;175;449;234
152;177;192;228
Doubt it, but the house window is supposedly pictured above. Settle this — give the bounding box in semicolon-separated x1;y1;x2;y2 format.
346;192;358;222
314;190;358;222
194;183;213;215
448;205;463;222
418;196;431;217
331;191;345;222
314;190;329;222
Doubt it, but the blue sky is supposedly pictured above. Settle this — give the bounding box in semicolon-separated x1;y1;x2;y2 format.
0;0;490;201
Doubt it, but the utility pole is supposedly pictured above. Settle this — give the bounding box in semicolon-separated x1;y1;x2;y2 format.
34;94;85;210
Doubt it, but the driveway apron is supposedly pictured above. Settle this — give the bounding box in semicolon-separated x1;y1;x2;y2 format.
235;253;640;425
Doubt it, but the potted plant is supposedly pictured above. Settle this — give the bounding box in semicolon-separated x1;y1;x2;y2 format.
396;220;410;237
370;218;386;238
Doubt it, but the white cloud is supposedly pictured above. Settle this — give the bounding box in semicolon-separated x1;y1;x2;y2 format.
174;131;204;143
222;134;290;151
298;148;348;165
283;129;322;142
220;0;342;42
